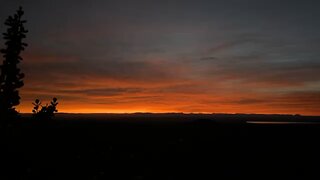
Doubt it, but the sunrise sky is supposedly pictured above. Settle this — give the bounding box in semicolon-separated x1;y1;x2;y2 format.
0;0;319;115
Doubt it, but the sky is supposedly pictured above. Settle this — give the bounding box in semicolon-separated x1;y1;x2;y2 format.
0;0;319;115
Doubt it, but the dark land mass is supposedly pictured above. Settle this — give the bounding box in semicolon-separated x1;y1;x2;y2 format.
1;113;320;179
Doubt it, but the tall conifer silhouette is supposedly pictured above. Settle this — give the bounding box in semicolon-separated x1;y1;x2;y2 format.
0;7;28;118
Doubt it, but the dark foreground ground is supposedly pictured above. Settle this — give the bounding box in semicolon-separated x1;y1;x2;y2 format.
1;113;320;179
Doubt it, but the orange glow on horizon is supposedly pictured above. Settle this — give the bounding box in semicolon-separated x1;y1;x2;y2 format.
17;100;320;116
16;53;320;116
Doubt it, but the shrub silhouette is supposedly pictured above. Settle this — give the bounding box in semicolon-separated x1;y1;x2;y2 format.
0;7;28;119
32;98;59;119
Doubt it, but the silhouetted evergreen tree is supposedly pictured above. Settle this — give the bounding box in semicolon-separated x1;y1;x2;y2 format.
0;7;28;119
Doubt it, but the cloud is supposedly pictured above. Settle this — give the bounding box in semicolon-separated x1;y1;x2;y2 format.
58;87;143;97
18;34;320;115
22;55;188;85
195;34;320;87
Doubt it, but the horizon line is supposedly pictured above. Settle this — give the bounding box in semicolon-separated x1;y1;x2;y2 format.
19;112;320;117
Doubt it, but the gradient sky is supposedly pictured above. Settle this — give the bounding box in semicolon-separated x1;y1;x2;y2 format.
0;0;319;115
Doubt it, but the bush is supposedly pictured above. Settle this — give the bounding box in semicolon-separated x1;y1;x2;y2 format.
32;97;58;119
